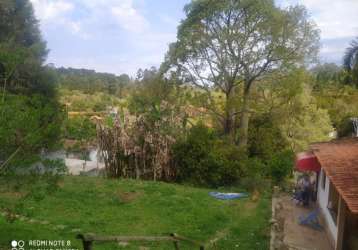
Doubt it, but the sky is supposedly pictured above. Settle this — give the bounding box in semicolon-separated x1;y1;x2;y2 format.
30;0;358;76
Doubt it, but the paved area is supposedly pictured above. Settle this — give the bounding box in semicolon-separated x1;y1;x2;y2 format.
273;193;334;250
65;158;105;175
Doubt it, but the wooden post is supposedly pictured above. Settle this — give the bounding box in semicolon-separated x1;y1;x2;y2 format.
335;196;346;250
170;233;180;250
77;234;93;250
76;233;204;250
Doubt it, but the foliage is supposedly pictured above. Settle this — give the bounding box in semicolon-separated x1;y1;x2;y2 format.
59;88;123;112
248;114;289;160
267;150;294;185
56;67;131;96
173;124;241;187
164;0;320;147
343;37;358;86
98;69;188;180
310;63;347;88
0;0;63;171
252;68;333;151
0;94;63;169
64;116;96;141
313;84;358;135
129;67;189;135
336;116;357;137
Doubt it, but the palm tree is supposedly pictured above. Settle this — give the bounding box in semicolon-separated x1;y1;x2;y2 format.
343;38;358;85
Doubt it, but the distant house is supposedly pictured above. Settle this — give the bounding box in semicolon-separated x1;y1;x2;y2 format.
297;138;358;250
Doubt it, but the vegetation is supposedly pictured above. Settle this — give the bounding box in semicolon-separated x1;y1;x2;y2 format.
1;0;358;248
173;124;242;187
0;176;271;250
343;37;358;86
56;67;131;97
164;0;319;149
0;0;63;173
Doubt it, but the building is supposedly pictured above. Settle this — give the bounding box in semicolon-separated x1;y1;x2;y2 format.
297;138;358;250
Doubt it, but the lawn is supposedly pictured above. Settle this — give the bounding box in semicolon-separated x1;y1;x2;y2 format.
0;176;271;250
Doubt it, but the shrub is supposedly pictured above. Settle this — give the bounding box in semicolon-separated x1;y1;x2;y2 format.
336;116;357;137
172;124;241;187
267;150;294;184
64;116;96;141
248;114;289;160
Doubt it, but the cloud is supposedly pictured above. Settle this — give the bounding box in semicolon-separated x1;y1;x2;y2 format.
301;0;358;39
30;0;73;21
30;0;88;38
277;0;358;64
278;0;358;39
111;1;149;33
30;0;175;75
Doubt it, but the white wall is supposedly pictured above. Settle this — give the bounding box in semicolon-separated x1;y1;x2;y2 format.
317;169;338;245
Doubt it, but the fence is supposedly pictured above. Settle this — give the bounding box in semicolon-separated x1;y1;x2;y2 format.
76;233;205;250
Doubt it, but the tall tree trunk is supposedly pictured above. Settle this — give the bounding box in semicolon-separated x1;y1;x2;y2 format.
238;84;251;150
2;78;7;104
223;87;236;141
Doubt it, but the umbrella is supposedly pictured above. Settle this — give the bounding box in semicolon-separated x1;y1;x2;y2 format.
295;152;321;172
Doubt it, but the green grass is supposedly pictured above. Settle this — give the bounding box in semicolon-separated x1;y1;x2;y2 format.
0;176;271;250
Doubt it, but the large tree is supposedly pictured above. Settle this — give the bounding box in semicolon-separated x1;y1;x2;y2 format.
0;0;63;170
343;37;358;86
163;0;319;148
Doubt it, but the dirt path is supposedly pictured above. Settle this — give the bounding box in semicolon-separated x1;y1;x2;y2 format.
271;193;333;250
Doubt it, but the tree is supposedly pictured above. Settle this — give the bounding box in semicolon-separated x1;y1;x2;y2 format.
343;37;358;86
163;0;319;148
0;0;62;170
253;68;333;151
310;63;345;88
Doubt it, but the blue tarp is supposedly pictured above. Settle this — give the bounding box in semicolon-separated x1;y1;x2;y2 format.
209;192;248;200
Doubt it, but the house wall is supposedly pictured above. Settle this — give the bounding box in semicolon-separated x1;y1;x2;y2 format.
317;168;338;246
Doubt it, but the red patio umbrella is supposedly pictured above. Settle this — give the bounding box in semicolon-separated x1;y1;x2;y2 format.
295;152;321;172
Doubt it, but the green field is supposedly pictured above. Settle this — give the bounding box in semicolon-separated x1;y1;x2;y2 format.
0;176;271;250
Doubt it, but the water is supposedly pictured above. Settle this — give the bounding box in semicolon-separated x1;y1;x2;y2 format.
44;149;105;176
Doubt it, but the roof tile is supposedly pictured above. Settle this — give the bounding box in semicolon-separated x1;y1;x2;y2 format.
311;138;358;214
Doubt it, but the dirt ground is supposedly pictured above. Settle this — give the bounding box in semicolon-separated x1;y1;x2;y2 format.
272;193;334;250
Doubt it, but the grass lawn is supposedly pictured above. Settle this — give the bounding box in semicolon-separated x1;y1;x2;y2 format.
0;176;271;250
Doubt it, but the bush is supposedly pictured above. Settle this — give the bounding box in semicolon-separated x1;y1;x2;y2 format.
64;116;96;141
172;124;241;187
267;150;294;184
239;156;269;191
248;114;289;160
336;116;356;137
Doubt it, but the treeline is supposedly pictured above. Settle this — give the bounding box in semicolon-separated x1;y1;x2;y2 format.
310;62;358;136
55;67;131;97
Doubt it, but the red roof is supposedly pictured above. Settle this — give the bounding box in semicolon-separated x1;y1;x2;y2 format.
295;152;321;172
311;138;358;214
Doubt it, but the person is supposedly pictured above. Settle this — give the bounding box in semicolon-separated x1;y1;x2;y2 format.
292;175;304;205
301;175;311;207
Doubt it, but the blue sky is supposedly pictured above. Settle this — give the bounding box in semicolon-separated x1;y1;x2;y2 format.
30;0;358;76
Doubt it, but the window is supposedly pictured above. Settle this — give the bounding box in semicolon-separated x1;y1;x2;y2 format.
321;170;326;190
327;181;339;225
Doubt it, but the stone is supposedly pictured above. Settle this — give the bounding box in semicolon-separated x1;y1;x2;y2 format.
55;225;66;230
118;242;129;247
40;220;50;225
28;219;37;223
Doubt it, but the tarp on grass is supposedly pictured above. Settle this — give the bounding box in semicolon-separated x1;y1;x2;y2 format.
209;192;248;200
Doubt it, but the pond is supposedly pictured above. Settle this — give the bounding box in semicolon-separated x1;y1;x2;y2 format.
44;149;105;176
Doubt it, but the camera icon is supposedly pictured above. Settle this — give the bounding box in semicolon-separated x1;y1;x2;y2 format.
11;240;25;250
